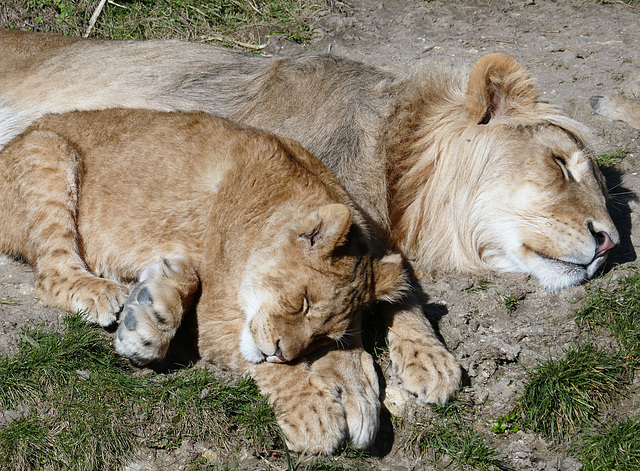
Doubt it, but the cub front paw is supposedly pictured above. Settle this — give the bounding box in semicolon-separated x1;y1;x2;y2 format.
276;374;350;454
389;338;461;406
115;282;176;364
254;349;380;454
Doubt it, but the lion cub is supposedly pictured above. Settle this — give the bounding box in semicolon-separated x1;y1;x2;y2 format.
0;108;408;453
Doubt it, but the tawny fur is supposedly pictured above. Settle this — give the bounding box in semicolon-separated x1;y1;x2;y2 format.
591;94;640;131
0;109;420;454
0;29;619;291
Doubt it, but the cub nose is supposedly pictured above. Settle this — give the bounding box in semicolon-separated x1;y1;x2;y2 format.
594;231;617;258
273;343;285;361
266;339;286;363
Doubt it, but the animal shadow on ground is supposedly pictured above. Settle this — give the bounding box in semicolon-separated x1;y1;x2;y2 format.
601;166;637;266
360;271;457;457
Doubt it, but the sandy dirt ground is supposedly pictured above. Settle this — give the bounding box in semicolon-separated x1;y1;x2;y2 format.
0;1;639;469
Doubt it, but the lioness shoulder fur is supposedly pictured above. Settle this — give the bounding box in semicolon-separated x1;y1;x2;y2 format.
0;108;414;454
0;29;619;291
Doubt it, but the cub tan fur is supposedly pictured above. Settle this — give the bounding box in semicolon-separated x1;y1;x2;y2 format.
591;94;640;131
0;109;414;453
0;29;619;291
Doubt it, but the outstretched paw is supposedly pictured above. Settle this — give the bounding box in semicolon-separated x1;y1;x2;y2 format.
389;336;461;406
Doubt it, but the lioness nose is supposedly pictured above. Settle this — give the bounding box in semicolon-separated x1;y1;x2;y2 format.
594;231;617;258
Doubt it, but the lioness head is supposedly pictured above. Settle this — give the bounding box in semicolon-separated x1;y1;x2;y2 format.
392;53;619;291
238;203;408;363
466;54;619;290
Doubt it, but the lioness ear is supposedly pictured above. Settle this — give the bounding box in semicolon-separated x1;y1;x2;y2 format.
297;203;352;256
373;253;410;303
465;53;539;125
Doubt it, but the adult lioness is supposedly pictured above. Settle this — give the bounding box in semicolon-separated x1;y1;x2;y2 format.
0;29;619;291
0;108;413;453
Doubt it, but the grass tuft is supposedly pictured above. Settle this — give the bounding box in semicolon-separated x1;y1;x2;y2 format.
2;0;323;45
496;291;522;313
595;148;628;168
576;272;640;365
405;421;509;470
573;417;640;471
516;342;630;439
0;313;279;470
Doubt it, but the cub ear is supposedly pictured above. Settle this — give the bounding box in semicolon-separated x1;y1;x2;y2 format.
373;253;410;303
297;203;352;256
465;53;539;125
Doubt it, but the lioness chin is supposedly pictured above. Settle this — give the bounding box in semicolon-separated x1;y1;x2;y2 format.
0;29;619;291
0;108;417;454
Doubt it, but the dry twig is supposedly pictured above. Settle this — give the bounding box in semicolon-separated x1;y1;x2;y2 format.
84;0;108;37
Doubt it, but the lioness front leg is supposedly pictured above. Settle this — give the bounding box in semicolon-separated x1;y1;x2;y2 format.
115;257;199;364
383;297;462;406
251;346;380;454
0;129;128;326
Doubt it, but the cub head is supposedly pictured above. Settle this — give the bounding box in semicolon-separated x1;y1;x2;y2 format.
398;53;619;291
238;203;408;363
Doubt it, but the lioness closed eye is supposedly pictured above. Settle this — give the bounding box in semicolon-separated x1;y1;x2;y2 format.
0;108;410;453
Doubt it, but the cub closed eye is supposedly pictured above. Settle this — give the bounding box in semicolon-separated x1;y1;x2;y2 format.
553;155;573;182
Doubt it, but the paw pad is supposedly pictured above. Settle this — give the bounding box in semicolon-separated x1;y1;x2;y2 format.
122;308;137;331
115;281;169;364
136;286;152;304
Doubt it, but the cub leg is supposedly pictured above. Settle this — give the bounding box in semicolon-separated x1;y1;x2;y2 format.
115;257;199;365
251;345;380;454
1;130;127;326
383;296;462;406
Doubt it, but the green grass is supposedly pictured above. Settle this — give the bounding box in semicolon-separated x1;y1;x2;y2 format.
576;272;640;365
466;280;490;293
3;0;322;45
573;418;640;471
503;272;640;469
496;291;522;313
0;313;280;470
405;421;509;471
0;296;21;305
515;342;630;439
402;399;509;470
595;148;628;168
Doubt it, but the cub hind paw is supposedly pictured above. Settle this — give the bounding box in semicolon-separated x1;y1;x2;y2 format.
114;282;175;364
278;373;379;454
